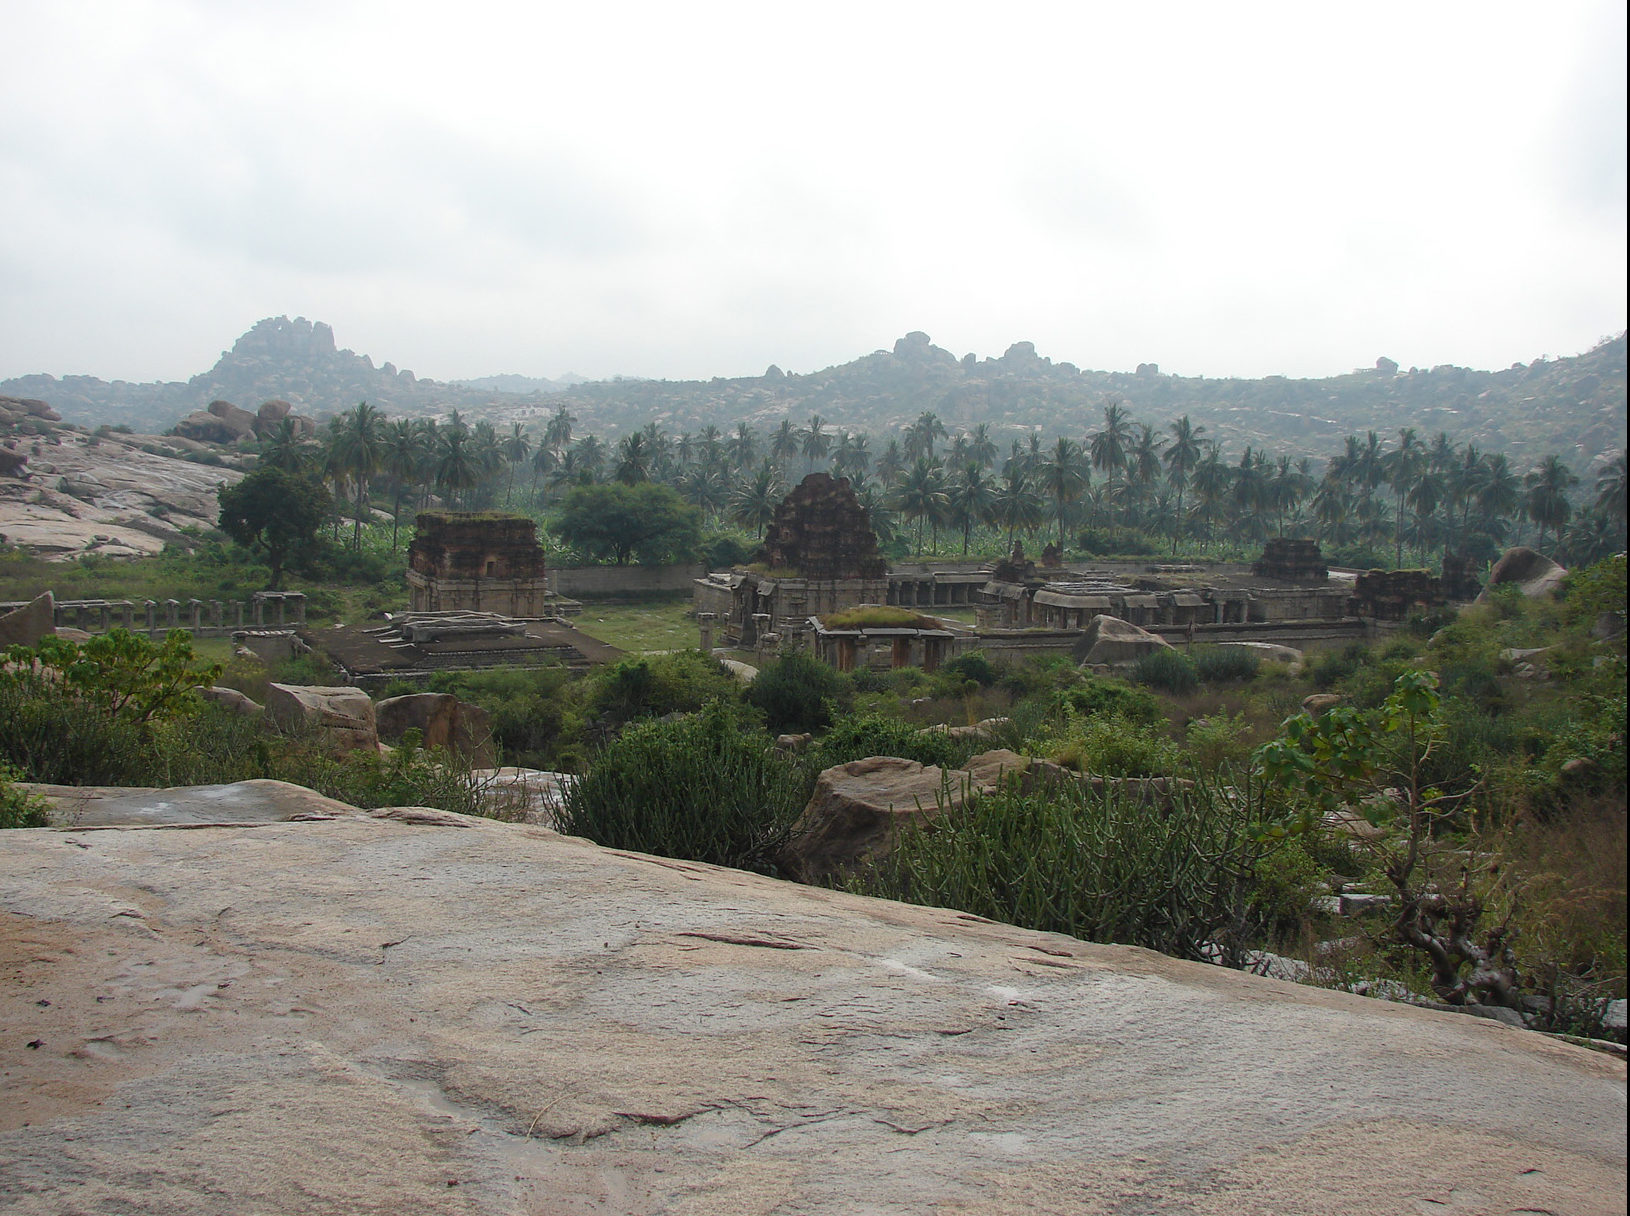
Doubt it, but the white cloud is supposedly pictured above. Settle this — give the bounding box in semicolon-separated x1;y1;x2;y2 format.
0;0;1622;385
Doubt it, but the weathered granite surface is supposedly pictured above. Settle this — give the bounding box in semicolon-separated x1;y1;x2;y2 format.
1;783;1624;1215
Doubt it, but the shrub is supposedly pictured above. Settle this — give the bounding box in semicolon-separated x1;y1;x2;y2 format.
849;771;1273;962
806;714;977;775
1193;646;1259;684
558;704;807;873
746;650;852;734
0;762;50;829
1047;713;1180;777
1054;674;1164;725
1132;648;1199;694
938;650;997;688
587;650;740;726
822;605;936;630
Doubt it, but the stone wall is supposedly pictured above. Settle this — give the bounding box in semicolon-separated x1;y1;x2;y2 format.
550;563;707;597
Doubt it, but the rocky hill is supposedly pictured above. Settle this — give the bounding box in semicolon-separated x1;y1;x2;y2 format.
5;319;1624;469
0;317;553;434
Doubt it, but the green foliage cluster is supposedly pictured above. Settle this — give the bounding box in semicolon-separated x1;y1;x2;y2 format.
553;482;700;566
558;704;807;873
805;714;980;775
746;650;853;735
848;771;1273;963
1192;645;1260;684
0;762;50;829
1132;647;1199;694
822;605;936;630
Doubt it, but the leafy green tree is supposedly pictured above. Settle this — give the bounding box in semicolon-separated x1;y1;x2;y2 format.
217;467;331;588
554;482;700;565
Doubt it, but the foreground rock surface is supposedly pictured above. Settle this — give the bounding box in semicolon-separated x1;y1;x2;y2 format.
0;783;1623;1216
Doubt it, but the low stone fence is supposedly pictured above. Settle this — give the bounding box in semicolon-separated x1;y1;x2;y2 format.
548;563;706;598
0;592;307;638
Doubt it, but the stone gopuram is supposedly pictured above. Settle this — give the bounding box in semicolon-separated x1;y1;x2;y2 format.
760;473;887;579
407;512;553;617
695;474;889;648
1252;537;1329;584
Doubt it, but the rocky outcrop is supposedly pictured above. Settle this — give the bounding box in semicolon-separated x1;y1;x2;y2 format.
1074;614;1172;666
1482;547;1568;600
264;683;378;756
0;591;54;646
173;399;258;445
375;692;494;765
197;686;264;717
1218;641;1304;667
0;790;1621;1215
778;756;973;883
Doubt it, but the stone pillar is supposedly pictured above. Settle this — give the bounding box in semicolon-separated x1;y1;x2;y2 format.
253;595;266;626
162;599;179;629
97;602;111;632
291;593;306;626
143;600;156;634
233;601;244;629
274;595;287;626
188;599;203;629
697;612;716;652
210;600;223;629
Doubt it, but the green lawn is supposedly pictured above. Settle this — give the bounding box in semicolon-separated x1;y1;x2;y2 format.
575;599;700;654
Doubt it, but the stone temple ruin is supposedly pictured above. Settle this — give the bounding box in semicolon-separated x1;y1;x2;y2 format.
406;511;577;618
697;476;1484;671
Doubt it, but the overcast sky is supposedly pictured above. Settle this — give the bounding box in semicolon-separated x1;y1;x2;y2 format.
1;1;1624;386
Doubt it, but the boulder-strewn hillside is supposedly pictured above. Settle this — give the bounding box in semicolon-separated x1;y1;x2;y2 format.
0;317;560;434
2;782;1623;1214
5;319;1623;469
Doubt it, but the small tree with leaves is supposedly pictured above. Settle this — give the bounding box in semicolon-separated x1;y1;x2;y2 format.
1255;671;1522;1010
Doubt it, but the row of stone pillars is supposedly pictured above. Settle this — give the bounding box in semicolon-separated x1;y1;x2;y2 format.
46;592;308;635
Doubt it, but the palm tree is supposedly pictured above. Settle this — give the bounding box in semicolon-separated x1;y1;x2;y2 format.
1311;475;1357;547
730;461;784;538
968;423;998;469
893;457;949;554
1475;453;1521;545
1163;415;1204;555
433;429;479;508
501;423;532;506
946;461;996;555
615;432;652;484
991;461;1044;549
1524;455;1580;551
1088;400;1132;525
260;417;309;473
770;419;799;471
543;406;575;453
573;433;606;482
1594;451;1627;544
1383;427;1424;568
876;438;906;488
383;418;426;548
335;401;386;550
728;422;759;471
798;414;830;474
1190;443;1231;546
1038;436;1089;553
904;411;947;461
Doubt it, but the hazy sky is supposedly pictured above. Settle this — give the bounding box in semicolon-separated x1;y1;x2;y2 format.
1;1;1624;386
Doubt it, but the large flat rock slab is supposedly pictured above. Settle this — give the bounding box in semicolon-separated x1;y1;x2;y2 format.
0;813;1623;1215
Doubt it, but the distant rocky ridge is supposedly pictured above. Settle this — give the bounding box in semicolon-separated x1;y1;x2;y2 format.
4;318;1624;469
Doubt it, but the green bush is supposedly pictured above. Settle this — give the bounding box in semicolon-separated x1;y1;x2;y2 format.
1047;713;1180;777
849;771;1273;962
939;650;997;687
1132;648;1199;694
806;714;977;775
1193;645;1259;684
1054;674;1164;725
746;650;852;734
0;762;50;829
587;650;740;726
558;704;808;872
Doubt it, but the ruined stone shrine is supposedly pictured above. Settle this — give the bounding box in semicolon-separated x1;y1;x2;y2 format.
406;511;553;617
694;474;889;646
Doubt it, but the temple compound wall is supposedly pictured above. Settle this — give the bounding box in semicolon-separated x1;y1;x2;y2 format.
406;512;557;618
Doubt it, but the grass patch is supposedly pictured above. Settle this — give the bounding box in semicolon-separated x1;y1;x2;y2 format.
576;600;699;653
822;605;939;630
